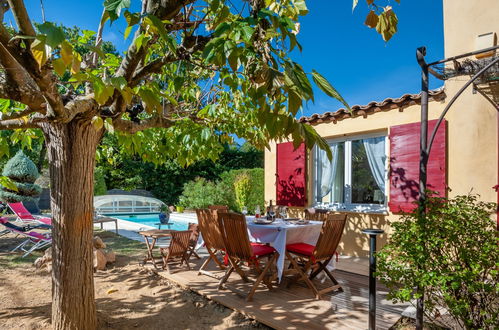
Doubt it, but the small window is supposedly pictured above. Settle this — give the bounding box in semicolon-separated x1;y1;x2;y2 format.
314;134;387;212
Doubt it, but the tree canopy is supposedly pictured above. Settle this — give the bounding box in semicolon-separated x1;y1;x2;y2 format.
0;1;400;328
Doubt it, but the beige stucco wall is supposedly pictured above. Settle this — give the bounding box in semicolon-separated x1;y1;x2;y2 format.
264;0;499;258
443;0;498;201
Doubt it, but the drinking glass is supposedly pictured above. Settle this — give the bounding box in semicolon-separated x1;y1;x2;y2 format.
255;205;261;218
279;207;287;220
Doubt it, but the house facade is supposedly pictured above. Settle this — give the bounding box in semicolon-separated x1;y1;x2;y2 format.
264;0;498;262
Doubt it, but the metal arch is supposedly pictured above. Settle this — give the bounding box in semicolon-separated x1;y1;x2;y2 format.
426;56;499;154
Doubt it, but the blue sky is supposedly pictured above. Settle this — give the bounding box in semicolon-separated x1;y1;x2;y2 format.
17;0;444;117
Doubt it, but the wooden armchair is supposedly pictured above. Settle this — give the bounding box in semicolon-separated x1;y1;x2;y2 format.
303;208;330;222
186;222;201;261
208;205;229;212
285;213;347;299
196;209;227;277
217;212;278;301
160;230;192;273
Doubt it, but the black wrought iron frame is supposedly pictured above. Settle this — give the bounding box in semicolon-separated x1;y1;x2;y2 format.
415;45;499;329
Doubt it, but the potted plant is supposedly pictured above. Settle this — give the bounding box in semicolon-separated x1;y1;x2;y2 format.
176;205;184;213
158;205;170;224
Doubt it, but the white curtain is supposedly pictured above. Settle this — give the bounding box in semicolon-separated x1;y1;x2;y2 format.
317;144;339;200
363;137;386;198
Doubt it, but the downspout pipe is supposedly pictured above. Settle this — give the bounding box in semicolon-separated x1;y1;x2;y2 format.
416;46;429;330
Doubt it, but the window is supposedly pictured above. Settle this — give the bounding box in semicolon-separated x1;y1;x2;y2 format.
313;133;388;212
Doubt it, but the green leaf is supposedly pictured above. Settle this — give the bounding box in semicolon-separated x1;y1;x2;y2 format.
288;90;302;115
104;118;115;134
30;37;51;68
144;15;172;45
91;116;104;131
92;78;114;105
0;176;18;191
52;58;66;76
284;62;314;101
38;22;65;48
138;87;161;113
375;7;398;41
60;40;73;66
312;70;350;111
104;0;131;21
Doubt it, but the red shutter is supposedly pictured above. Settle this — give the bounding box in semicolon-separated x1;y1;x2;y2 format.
276;142;307;207
388;119;447;213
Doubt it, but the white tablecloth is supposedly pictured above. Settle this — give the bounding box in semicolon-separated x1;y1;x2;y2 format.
245;216;323;281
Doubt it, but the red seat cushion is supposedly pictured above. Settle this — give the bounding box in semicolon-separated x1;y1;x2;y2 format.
286;242;315;256
250;243;276;256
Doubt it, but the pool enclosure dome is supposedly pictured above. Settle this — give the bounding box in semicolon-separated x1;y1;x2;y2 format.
94;195;166;215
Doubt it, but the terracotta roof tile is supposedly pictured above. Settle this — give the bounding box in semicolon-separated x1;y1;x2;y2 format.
299;88;446;125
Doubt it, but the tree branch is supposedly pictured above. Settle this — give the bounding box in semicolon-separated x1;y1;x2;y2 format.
130;54;177;87
0;44;46;110
63;94;99;123
113;114;174;133
0;115;45;129
0;106;42;120
92;9;107;67
7;0;35;36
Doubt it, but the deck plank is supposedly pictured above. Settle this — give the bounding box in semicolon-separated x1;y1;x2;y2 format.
153;255;408;330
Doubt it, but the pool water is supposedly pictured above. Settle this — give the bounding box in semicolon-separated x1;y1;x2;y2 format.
113;214;191;231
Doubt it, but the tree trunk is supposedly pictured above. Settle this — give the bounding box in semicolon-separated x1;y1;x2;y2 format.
42;119;101;330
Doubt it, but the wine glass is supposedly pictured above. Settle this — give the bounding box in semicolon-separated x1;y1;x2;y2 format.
255;205;261;218
242;206;248;216
279;206;287;220
268;210;276;222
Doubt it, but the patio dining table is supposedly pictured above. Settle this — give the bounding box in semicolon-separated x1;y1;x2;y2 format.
244;216;323;281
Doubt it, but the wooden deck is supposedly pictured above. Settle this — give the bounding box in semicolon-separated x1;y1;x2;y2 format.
155;253;408;330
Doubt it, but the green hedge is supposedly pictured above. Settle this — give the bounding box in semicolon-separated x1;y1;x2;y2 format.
178;168;264;212
94;167;107;196
177;177;226;209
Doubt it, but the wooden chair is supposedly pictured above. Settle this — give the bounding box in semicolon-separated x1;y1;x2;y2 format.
196;209;227;277
160;230;192;273
186;222;201;261
208;205;229;212
304;208;330;222
217;212;278;301
285;213;347;299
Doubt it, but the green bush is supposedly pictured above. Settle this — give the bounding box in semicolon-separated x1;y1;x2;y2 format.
94;167;107;196
177;168;264;212
377;195;499;329
234;173;251;212
0;150;41;203
2;150;39;183
177;177;225;209
216;168;264;213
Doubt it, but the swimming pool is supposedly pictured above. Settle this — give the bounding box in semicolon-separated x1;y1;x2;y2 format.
113;213;195;231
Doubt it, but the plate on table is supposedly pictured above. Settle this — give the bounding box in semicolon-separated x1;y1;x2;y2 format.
284;217;300;221
291;219;310;225
253;219;274;225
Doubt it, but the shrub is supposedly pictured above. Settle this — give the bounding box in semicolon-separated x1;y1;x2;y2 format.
377;195;499;329
218;168;264;213
176;168;264;212
94;167;107;196
234;173;251;212
2;150;39;183
0;150;41;204
177;177;225;209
